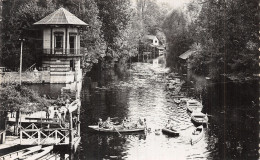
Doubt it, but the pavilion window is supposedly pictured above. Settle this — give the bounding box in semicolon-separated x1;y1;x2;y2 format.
54;32;64;51
69;33;77;54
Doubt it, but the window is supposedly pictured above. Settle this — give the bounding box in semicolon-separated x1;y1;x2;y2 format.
54;32;63;49
69;36;75;49
69;33;77;54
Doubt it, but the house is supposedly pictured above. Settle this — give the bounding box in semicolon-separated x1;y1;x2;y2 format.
178;49;197;77
143;35;159;46
34;8;88;83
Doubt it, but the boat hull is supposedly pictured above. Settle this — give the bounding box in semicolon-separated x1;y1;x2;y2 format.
191;126;204;145
88;125;145;133
162;128;179;136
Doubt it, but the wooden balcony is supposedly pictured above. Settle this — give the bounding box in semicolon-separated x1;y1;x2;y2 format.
42;49;83;57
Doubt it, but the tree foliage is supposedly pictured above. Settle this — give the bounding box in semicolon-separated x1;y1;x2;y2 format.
162;10;193;69
164;0;258;80
0;84;49;112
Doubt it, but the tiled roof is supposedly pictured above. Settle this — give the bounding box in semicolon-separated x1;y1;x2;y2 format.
34;8;87;26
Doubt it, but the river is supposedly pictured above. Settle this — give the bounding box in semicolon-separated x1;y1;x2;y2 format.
75;62;258;160
26;62;258;159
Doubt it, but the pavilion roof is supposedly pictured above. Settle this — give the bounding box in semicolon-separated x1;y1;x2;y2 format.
34;8;87;26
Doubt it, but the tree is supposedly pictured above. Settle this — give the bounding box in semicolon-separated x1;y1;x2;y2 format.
0;84;49;135
96;0;131;60
1;0;55;69
162;9;193;69
188;0;258;80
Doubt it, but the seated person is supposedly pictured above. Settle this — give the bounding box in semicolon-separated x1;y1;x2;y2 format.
137;118;144;127
103;117;113;129
98;118;103;128
165;120;172;129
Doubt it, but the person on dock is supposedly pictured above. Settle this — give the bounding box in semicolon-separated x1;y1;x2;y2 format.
53;111;59;122
46;107;51;120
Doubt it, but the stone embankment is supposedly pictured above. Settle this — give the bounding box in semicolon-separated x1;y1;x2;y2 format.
0;70;50;84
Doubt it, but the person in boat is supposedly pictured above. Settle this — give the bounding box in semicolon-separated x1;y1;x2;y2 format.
143;118;147;128
98;118;103;128
165;120;172;129
137;118;144;128
192;129;200;135
103;117;113;129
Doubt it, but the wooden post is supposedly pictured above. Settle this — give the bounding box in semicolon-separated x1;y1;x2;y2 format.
20;130;22;144
55;130;57;145
69;111;73;151
19;39;24;85
15;110;20;136
38;130;40;145
77;105;81;137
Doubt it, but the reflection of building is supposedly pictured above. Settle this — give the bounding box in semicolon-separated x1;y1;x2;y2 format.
34;8;88;83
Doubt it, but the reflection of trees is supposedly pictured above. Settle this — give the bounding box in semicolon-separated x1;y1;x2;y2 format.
95;133;146;159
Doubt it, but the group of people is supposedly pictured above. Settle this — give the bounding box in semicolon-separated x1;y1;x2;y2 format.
98;117;114;129
121;117;146;129
98;117;146;129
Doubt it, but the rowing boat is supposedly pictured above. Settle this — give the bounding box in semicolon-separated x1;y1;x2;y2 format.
191;111;208;125
186;99;203;112
88;125;145;133
162;128;179;136
190;126;204;145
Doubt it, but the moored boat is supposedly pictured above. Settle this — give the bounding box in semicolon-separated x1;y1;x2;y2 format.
68;99;81;113
88;125;145;133
190;126;204;145
191;112;208;125
162;128;179;136
186;99;203;112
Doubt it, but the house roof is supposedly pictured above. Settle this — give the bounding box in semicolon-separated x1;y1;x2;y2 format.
34;8;88;26
179;50;197;60
143;35;157;40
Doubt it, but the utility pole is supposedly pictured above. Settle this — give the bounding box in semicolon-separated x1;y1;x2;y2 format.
19;38;25;85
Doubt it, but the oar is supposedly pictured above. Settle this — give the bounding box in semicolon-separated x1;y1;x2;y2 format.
114;126;121;136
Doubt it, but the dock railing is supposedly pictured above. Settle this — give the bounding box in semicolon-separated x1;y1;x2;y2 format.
20;128;69;145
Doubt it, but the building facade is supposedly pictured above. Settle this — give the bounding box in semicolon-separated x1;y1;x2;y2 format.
34;8;88;83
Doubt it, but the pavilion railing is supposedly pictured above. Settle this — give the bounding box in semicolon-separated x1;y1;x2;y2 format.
43;49;81;55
